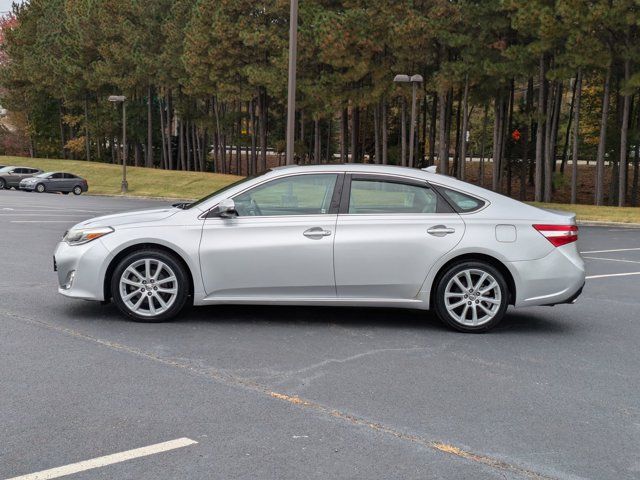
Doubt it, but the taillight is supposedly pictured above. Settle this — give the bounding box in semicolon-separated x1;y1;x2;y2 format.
533;224;578;247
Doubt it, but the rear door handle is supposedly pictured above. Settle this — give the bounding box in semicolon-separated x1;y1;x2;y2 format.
303;227;332;239
427;225;456;237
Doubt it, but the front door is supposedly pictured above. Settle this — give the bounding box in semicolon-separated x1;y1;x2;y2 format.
199;173;342;299
334;174;465;299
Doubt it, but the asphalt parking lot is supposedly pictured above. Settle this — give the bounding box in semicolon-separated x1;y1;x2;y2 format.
1;189;639;480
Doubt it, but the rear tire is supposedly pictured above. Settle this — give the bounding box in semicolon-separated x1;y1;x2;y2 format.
434;261;509;333
36;183;45;193
72;185;82;195
111;249;189;322
0;179;5;189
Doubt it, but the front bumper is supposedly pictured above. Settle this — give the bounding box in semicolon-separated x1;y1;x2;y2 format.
54;239;110;301
19;182;35;190
508;244;586;308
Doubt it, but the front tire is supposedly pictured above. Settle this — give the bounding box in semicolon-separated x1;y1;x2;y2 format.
36;183;46;193
434;261;509;333
111;249;189;322
0;179;6;189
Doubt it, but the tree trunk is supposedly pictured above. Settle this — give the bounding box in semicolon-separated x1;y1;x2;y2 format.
314;118;321;164
535;55;546;202
459;77;469;180
543;80;558;202
453;89;462;177
438;90;448;173
179;120;185;171
250;99;258;175
325;119;331;163
83;93;90;161
146;85;153;167
382;99;388;165
59;102;66;159
596;63;612;205
340;108;348;162
429;93;437;165
258;89;268;172
167;90;174;170
561;76;578;174
373;102;381;164
492;92;504;191
479;103;488;187
571;70;583;204
633;99;640;206
619;59;631;206
401;98;407;166
351;105;359;162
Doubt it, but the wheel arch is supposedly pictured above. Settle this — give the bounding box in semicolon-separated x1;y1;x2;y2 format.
429;253;517;307
103;242;195;302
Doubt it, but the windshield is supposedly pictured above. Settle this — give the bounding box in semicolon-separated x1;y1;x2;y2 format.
35;172;53;178
0;166;15;173
183;175;261;210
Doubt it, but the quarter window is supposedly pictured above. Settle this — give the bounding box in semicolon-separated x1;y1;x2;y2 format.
348;179;440;214
233;174;338;216
439;187;485;213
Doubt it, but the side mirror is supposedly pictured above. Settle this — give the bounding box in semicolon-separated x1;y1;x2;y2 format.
211;198;237;218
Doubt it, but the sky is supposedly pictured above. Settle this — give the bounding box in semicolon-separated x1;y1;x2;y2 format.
0;0;17;14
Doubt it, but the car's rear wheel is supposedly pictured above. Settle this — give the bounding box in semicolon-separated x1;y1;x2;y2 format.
111;249;189;322
36;183;46;193
434;261;509;333
72;185;82;195
0;179;6;189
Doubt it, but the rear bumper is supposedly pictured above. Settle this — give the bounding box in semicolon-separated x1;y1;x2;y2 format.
508;244;586;308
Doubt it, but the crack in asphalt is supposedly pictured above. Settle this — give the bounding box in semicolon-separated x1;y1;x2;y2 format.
1;309;562;480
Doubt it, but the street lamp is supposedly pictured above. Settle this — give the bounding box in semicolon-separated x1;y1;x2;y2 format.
108;95;128;193
394;74;423;168
285;0;299;165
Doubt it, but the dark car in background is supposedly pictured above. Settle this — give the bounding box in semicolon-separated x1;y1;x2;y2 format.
20;172;89;195
0;166;43;189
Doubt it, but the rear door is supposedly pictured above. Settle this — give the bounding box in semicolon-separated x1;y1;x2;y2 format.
333;174;465;299
61;173;76;191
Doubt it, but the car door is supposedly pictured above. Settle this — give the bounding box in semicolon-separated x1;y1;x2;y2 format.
47;172;63;190
62;173;77;191
199;172;342;299
7;168;22;186
333;174;465;300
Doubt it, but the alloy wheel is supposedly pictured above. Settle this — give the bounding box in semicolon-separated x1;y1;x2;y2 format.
119;258;178;317
444;268;502;327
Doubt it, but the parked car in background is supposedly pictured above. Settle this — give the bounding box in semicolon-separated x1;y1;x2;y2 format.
20;172;88;195
0;166;43;189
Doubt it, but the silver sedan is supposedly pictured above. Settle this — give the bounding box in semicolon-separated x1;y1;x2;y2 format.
53;164;585;332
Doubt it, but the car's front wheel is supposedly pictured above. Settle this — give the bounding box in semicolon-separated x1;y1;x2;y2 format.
111;249;189;322
36;183;46;193
434;261;509;333
0;179;5;189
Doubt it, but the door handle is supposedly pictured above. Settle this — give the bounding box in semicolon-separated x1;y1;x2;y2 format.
427;225;456;237
303;227;332;239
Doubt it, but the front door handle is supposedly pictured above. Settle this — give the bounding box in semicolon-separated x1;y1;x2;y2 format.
303;227;332;239
427;225;456;237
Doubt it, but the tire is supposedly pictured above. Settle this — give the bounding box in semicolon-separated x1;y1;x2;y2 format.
111;248;189;322
0;179;5;189
36;183;46;193
72;185;82;195
433;261;509;333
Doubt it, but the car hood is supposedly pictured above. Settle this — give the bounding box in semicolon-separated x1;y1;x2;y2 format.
74;207;178;228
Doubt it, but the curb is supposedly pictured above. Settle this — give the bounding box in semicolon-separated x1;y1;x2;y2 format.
577;221;640;228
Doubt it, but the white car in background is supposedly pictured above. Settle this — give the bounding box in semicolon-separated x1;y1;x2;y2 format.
53;164;585;332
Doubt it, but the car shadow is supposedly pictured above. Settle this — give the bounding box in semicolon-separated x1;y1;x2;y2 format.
66;301;575;336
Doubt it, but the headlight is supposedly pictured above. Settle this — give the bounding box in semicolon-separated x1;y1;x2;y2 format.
63;226;114;246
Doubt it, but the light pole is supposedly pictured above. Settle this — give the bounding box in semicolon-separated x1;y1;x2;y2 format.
285;0;299;165
108;95;128;193
394;74;423;168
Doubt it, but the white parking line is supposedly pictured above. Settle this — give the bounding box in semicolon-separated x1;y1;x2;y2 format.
10;221;77;223
581;247;640;254
4;437;198;480
586;272;640;280
584;256;640;265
